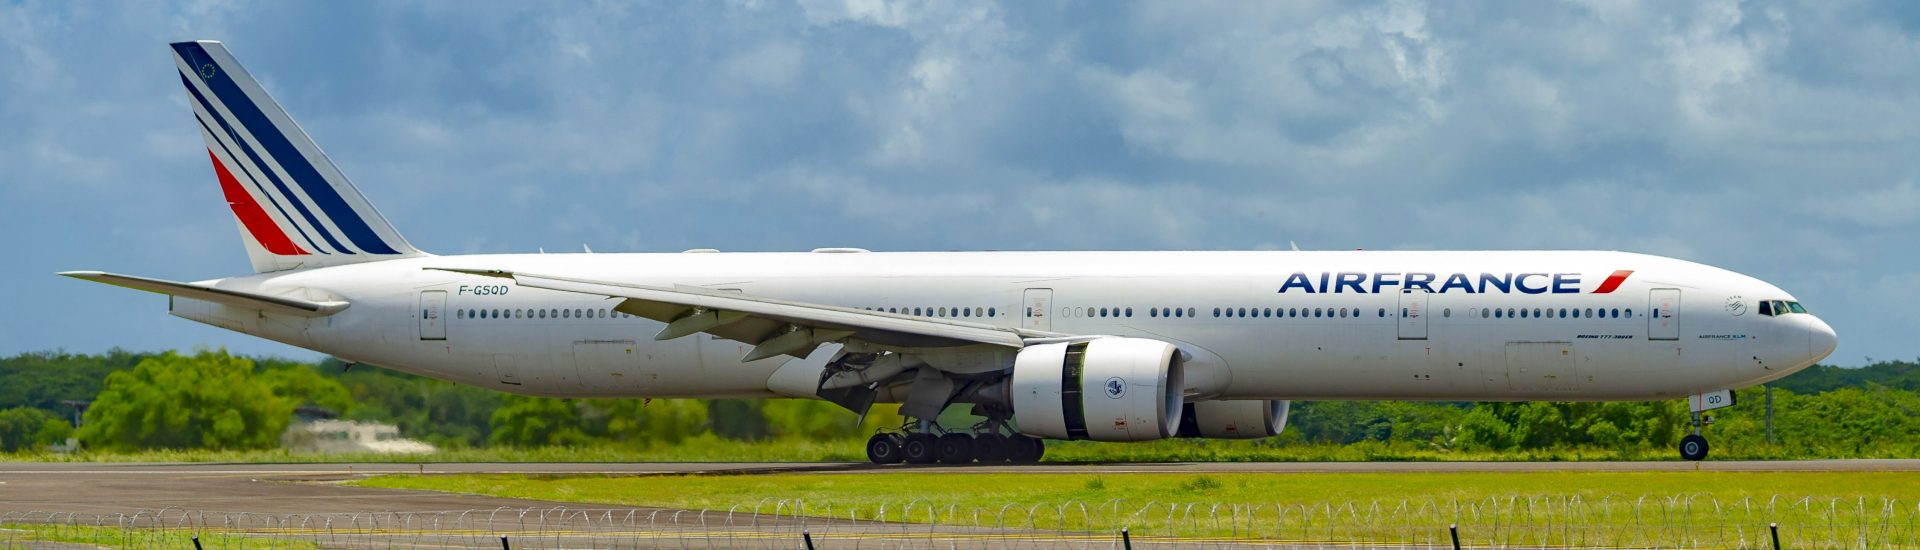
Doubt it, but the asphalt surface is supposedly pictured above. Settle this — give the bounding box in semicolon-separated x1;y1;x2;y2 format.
3;460;1917;549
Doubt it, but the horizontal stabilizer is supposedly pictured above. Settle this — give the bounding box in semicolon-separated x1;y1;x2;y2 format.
59;271;348;317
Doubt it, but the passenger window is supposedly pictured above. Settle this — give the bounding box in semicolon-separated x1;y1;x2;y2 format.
1520;309;1528;319
1175;308;1184;318
1533;308;1542;318
1507;308;1516;318
1378;308;1386;318
1214;308;1222;318
1623;309;1632;318
1315;308;1323;318
1495;308;1504;318
1263;308;1272;318
989;307;996;317
1341;308;1349;318
1125;307;1133;318
1443;308;1451;318
1481;308;1490;319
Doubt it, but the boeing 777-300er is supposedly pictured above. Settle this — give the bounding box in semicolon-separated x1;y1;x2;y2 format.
66;41;1837;463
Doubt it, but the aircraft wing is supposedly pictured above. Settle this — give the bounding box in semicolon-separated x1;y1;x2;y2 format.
60;271;349;317
434;268;1052;360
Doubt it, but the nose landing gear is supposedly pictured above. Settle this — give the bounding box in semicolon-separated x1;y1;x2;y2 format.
1679;389;1734;461
1679;410;1712;461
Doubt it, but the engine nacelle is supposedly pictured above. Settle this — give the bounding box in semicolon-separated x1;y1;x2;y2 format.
1009;338;1185;441
1178;399;1290;439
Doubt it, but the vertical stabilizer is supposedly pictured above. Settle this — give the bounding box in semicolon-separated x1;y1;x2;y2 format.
170;40;425;272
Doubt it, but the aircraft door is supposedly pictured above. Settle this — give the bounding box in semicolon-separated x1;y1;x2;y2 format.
1649;288;1680;340
419;290;446;341
493;354;520;385
1398;289;1429;340
574;340;640;391
1023;288;1053;331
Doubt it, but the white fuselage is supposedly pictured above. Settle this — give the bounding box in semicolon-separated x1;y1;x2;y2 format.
172;250;1835;402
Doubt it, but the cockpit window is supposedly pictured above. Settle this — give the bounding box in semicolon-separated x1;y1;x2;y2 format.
1759;299;1809;317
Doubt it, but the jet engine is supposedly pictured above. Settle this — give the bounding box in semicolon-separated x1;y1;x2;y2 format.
1008;338;1185;441
1178;399;1289;439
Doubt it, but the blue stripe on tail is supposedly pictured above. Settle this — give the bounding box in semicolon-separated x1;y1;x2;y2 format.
192;113;327;255
172;42;401;255
180;71;344;255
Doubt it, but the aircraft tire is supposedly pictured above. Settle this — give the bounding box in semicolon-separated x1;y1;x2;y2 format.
972;434;1009;463
1679;434;1709;461
935;433;974;464
866;433;904;464
903;433;939;464
1006;435;1043;464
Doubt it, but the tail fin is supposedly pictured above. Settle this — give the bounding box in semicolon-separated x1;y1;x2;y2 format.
170;40;424;273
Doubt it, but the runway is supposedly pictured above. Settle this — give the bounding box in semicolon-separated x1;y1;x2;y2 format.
5;459;1919;516
3;460;1916;549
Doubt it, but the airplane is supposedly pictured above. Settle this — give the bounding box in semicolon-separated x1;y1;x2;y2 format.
65;41;1836;464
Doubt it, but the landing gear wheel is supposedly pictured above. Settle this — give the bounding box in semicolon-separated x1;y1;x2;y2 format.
902;433;938;464
1679;434;1710;461
972;434;1009;463
866;433;904;464
1006;435;1044;464
935;433;974;464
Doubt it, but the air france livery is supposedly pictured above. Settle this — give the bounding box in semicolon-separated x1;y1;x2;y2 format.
66;41;1836;464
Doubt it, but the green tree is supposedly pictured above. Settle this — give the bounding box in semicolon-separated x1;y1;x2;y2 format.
488;395;593;447
593;399;709;445
77;350;297;451
258;365;355;414
0;406;71;452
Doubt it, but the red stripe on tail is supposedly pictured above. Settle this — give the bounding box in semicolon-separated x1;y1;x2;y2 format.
209;150;308;256
1593;270;1633;294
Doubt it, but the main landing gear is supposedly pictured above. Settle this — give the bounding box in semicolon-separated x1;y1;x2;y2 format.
865;419;1044;465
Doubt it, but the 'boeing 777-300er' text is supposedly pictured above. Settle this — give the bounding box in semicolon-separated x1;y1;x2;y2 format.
67;41;1837;463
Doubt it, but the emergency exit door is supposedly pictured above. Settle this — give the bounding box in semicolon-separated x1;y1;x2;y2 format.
1023;288;1053;331
1398;289;1429;340
1649;288;1680;340
419;290;446;341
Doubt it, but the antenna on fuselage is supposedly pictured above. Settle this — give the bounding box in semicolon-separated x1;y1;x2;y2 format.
1289;241;1301;252
583;243;594;253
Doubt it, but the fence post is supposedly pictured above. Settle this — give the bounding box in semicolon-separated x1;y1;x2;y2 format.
1450;523;1461;550
803;530;816;549
1770;522;1781;549
1122;527;1134;550
500;535;511;549
191;535;203;550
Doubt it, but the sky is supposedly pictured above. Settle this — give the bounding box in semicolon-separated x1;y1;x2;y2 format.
1;0;1917;366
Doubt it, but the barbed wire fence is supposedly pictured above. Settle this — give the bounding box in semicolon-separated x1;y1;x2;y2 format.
3;494;1916;549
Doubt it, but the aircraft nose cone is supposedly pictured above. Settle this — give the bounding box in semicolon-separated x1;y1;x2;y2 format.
1807;316;1837;363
